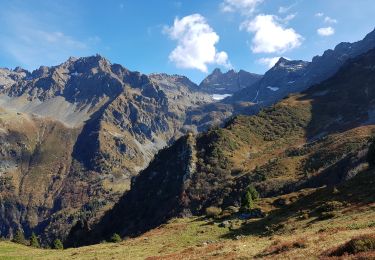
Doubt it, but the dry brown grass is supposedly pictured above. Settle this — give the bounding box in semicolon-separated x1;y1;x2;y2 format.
323;233;375;258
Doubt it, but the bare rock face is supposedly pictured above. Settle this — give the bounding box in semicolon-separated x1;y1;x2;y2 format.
0;67;29;90
199;68;262;95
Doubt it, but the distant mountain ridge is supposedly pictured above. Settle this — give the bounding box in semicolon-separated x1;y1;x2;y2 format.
228;27;375;107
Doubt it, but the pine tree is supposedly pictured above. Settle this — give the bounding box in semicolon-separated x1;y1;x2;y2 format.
29;232;40;248
242;185;259;210
248;185;259;200
53;239;64;250
244;190;254;209
12;229;26;245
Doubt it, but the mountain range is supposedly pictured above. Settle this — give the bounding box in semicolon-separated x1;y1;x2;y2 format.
0;28;374;248
227;28;375;108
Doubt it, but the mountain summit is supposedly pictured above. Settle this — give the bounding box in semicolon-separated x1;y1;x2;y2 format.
199;68;262;95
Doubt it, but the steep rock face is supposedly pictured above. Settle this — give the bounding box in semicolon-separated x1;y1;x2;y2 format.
0;68;29;90
199;68;262;95
306;27;375;86
76;48;375;245
231;58;309;104
66;134;197;245
229;28;375;107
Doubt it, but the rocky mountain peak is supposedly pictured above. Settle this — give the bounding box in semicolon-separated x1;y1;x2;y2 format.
13;66;30;74
211;68;222;75
0;67;29;89
31;65;50;78
275;57;289;65
149;73;199;91
199;68;262;95
273;58;309;71
66;54;112;74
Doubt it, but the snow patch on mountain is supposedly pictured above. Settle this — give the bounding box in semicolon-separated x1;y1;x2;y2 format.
267;86;279;91
212;94;232;100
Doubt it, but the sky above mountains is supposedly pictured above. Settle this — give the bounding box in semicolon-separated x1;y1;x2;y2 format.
0;0;374;83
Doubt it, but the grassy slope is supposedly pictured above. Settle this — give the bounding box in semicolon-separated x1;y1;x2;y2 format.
1;169;374;259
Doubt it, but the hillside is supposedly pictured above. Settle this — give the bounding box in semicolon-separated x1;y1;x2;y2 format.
1;168;374;259
75;48;375;245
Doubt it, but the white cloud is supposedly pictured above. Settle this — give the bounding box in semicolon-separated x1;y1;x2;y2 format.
315;13;338;24
258;57;282;68
317;27;335;36
324;16;337;24
220;0;263;16
278;2;297;14
241;14;303;54
164;14;231;73
278;6;290;13
282;13;297;23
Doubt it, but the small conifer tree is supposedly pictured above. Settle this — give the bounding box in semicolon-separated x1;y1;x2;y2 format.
29;232;40;248
12;229;26;245
53;239;64;250
248;185;259;200
242;185;259;210
110;233;122;243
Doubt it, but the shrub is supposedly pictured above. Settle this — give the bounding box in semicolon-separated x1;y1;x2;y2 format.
242;185;259;210
53;239;64;250
29;232;40;248
298;211;310;220
205;206;222;217
12;229;26;245
317;201;344;213
248;186;259;200
110;233;122;243
260;238;307;256
327;234;375;256
318;212;336;220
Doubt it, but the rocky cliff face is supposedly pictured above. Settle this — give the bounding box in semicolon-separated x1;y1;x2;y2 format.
0;67;29;90
75;48;375;245
199;68;262;95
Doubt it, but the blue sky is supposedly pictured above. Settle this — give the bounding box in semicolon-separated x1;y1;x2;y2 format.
0;0;374;83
